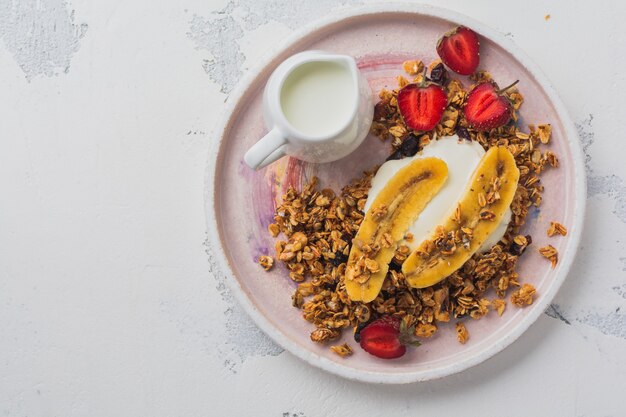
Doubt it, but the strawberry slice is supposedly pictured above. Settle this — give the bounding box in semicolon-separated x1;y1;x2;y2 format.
436;26;480;75
397;83;447;132
359;316;421;359
464;81;518;131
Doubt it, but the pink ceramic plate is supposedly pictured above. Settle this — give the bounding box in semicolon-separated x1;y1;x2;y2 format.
206;4;586;383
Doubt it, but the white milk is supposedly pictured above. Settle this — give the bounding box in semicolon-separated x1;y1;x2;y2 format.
280;61;354;137
364;135;512;254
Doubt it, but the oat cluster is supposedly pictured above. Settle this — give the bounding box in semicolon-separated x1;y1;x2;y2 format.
260;61;564;356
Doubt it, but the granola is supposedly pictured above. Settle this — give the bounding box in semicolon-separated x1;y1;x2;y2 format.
262;61;563;357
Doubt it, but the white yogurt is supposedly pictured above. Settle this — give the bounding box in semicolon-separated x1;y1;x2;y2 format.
364;135;512;254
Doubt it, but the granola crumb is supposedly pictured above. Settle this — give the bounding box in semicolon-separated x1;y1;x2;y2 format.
492;298;506;316
537;124;552;144
268;223;280;237
396;75;409;88
538;245;558;267
258;255;274;271
547;221;568;237
310;328;339;343
511;283;536;307
371;204;388;221
402;59;424;76
414;323;437;338
456;322;469;344
330;343;353;357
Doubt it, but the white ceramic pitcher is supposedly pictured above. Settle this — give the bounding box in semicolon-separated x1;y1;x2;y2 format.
244;51;373;170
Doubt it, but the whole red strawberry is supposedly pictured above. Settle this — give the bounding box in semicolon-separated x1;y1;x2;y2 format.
397;82;447;132
358;316;421;359
436;26;480;75
464;80;519;131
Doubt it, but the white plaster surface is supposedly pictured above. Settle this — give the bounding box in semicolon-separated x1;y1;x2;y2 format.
1;0;625;415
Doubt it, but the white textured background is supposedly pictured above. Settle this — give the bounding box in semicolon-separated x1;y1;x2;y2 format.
1;0;625;416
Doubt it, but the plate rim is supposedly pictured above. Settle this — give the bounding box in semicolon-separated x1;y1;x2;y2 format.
205;3;587;384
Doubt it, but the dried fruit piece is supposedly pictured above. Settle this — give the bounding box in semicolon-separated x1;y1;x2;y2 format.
400;134;420;157
359;316;421;359
397;82;447;131
403;147;520;288
456;126;471;141
464;81;518;131
345;158;449;302
428;62;448;85
386;149;404;161
436;26;480;75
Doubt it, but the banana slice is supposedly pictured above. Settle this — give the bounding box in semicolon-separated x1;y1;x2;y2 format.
345;157;448;302
403;146;519;288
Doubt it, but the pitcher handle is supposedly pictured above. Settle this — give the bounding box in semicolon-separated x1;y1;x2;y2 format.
243;128;288;170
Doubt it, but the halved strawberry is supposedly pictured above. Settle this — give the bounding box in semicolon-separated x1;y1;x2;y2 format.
464;80;518;131
436;26;480;75
359;316;421;359
397;83;447;132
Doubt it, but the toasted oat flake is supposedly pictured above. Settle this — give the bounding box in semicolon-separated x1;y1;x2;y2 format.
330;343;353;357
511;283;536;307
456;322;469;344
453;203;462;223
415;323;437;338
258;255;274;271
547;221;567;237
539;245;558;267
478;192;487;208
